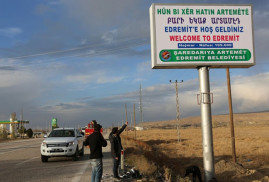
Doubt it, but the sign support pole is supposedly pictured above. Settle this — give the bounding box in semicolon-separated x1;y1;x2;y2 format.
198;66;215;181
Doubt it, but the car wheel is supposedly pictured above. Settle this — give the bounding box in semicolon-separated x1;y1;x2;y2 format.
72;147;79;161
41;155;48;162
79;145;84;157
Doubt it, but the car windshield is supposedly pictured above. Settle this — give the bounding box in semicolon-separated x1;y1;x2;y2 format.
49;130;75;137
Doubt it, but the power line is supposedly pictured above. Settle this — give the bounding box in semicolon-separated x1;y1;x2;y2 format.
2;37;149;60
2;39;149;69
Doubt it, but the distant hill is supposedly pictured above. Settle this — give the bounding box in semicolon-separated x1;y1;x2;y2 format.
140;111;269;129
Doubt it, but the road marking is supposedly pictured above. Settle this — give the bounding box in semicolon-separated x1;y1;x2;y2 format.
0;144;39;155
16;156;39;166
71;160;90;182
0;138;43;147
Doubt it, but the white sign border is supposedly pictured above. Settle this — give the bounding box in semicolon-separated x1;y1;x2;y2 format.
149;3;255;69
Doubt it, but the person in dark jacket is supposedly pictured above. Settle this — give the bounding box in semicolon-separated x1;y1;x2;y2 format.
109;121;128;180
84;123;107;182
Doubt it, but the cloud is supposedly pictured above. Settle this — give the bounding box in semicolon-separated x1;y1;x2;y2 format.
254;27;269;62
0;69;48;121
1;0;268;64
102;29;118;44
204;72;269;115
140;82;200;120
34;4;53;15
133;61;152;82
28;71;269;128
142;72;269;120
0;69;35;88
0;27;22;38
48;0;63;5
232;73;269;112
2;0;269;129
137;61;151;73
65;71;124;84
42;102;87;112
0;66;17;71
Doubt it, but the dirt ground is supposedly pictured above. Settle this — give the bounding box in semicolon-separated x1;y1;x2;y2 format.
215;160;269;182
122;113;269;182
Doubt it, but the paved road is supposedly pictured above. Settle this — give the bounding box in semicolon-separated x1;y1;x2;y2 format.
0;133;115;182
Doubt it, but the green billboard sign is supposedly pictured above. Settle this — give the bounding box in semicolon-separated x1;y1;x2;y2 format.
51;118;58;129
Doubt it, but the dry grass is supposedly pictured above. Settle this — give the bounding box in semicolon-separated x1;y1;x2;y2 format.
140;112;269;128
125;153;157;176
122;112;269;181
123;138;157;176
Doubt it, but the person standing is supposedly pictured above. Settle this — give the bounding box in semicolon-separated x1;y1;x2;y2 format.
109;121;128;180
84;124;107;182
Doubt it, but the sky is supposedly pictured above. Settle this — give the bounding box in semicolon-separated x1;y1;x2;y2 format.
0;0;268;129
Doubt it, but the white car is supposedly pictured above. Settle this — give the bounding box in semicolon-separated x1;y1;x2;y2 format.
40;128;84;162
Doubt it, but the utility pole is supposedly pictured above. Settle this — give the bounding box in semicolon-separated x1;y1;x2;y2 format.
125;104;128;122
21;108;25;138
226;68;237;162
130;112;133;131
170;80;183;143
125;104;128;136
139;84;143;124
133;104;136;140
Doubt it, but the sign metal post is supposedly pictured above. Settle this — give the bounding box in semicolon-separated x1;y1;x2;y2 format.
198;66;215;181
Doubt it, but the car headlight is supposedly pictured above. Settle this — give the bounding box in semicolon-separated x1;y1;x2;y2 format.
41;142;47;147
68;141;75;147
